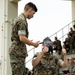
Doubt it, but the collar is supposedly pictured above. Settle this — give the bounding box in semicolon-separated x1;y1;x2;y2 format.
22;13;26;19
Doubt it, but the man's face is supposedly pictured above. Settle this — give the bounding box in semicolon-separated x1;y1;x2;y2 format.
69;57;74;64
27;8;35;19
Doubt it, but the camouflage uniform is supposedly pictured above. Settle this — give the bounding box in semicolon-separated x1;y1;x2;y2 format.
9;13;28;75
53;40;62;52
68;62;75;75
69;30;75;51
63;36;71;53
33;52;63;75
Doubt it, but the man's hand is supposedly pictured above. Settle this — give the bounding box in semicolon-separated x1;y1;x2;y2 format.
33;41;40;48
62;46;67;55
42;46;49;54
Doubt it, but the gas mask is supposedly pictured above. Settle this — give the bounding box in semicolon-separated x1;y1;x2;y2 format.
40;37;54;53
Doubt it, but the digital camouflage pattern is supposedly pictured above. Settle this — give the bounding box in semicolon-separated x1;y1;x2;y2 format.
68;62;75;75
9;13;29;75
10;55;26;75
33;52;60;75
69;30;75;50
53;40;62;51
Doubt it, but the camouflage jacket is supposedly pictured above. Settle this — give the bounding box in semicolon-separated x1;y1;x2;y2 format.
11;13;29;41
68;62;75;75
9;13;28;58
53;40;62;50
33;52;62;75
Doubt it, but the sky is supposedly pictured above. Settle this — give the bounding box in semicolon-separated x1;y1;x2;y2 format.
18;0;72;69
18;0;72;41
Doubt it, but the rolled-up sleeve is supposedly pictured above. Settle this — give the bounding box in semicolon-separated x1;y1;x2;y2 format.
58;59;63;64
18;30;26;35
17;20;27;36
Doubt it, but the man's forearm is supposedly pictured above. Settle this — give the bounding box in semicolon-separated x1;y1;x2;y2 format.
19;35;35;46
63;54;68;68
32;51;44;67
